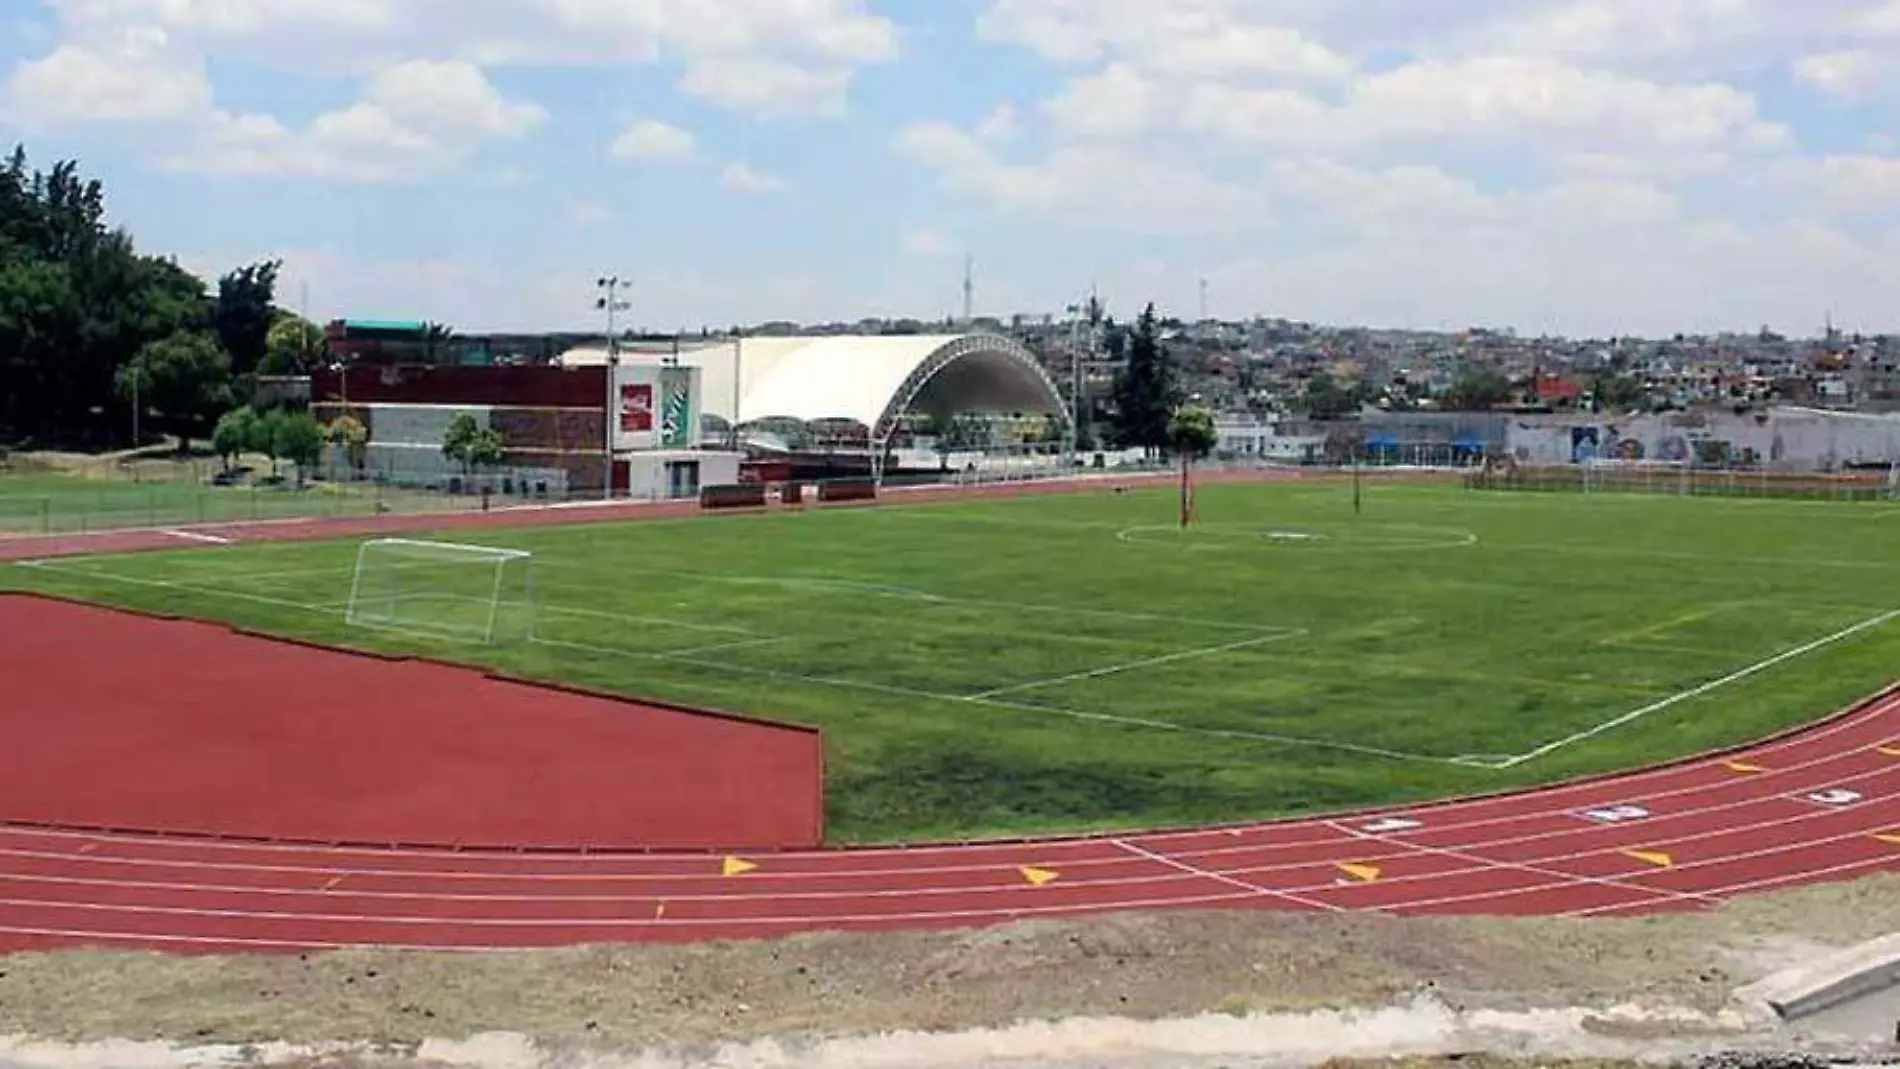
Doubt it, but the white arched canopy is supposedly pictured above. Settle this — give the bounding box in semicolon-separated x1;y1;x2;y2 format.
561;332;1071;443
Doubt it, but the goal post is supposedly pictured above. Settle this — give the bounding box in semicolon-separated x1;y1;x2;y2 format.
344;537;537;644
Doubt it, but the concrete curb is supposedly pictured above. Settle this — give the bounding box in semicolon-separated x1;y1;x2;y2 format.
1734;933;1900;1021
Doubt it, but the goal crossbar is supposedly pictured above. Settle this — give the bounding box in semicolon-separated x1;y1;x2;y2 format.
344;537;537;645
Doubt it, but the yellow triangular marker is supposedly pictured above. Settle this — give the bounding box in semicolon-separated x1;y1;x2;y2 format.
1873;833;1900;848
720;856;757;877
1336;862;1381;883
1019;866;1060;887
1724;760;1766;774
1878;745;1900;758
1624;849;1674;868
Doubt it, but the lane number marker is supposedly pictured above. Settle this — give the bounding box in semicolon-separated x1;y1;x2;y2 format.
1579;804;1651;824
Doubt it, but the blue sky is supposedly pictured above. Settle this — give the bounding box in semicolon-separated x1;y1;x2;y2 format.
2;0;1898;338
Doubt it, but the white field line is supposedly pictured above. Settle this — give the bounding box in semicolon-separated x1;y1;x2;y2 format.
1109;837;1343;912
6;760;1895;899
160;529;232;545
13;559;333;615
14;555;1413;761
528;559;1288;635
0;792;1891;935
1322;819;1716;907
1;692;1893;868
1484;606;1900;769
657;651;1470;766
963;629;1306;700
7;832;1899;951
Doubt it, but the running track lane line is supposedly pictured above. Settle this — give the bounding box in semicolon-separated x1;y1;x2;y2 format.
1;702;1897;951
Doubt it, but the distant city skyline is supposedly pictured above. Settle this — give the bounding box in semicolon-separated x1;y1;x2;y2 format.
3;0;1897;338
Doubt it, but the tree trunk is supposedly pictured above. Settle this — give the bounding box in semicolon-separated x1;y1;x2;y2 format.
1179;451;1192;528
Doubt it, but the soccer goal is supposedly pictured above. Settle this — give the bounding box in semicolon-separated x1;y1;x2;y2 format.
344;538;536;644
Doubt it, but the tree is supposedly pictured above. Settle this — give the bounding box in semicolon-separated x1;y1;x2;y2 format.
263;313;325;375
249;406;287;479
114;330;234;447
325;414;368;474
1443;367;1513;410
466;426;505;469
1168;404;1219;528
1301;372;1358;419
210;406;258;471
441;411;481;473
271;410;325;487
213;260;280;376
1107;303;1178;455
0;144;212;446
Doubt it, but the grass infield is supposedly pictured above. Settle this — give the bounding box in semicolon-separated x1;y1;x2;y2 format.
6;478;1900;843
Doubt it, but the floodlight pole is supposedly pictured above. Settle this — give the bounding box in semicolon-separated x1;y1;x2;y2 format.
596;276;631;501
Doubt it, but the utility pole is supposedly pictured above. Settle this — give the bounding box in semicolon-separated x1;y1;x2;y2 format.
595;276;631;500
1198;278;1209;322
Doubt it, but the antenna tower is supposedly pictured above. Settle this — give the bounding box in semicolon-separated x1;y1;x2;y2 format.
962;253;974;325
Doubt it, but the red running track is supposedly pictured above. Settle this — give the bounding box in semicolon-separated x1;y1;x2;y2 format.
1;685;1898;954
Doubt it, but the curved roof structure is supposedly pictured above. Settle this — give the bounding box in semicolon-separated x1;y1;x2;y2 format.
560;333;1069;440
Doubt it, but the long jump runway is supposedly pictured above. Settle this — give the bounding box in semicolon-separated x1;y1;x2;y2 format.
0;685;1897;953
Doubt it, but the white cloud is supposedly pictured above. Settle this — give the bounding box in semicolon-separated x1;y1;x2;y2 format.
609;119;697;161
974;102;1021;142
162;59;545;181
676;58;855;116
901;228;956;256
566;199;613;225
0;25;210;126
719;161;786;193
1793;50;1890;100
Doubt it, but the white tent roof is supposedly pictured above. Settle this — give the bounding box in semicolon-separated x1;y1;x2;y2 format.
559;332;1068;437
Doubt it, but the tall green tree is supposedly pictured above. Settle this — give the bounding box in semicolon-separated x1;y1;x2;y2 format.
1168;404;1219;528
1107;303;1178;454
213;259;280;376
0;144;213;445
114;330;234;447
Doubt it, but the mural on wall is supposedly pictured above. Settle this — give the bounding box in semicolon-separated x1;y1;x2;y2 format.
1570;426;1601;462
658;367;695;448
1614;437;1645;460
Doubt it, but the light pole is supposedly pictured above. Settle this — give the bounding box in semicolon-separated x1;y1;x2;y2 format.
595;276;631;500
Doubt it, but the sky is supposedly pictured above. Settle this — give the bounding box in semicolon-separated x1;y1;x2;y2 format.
1;0;1898;339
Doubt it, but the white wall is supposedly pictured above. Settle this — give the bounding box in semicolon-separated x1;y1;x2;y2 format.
621;450;742;500
1506;407;1900;469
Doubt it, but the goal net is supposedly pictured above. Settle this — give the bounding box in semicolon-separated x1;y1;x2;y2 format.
344;537;536;644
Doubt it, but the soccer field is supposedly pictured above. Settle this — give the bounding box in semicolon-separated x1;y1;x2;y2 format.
8;478;1900;843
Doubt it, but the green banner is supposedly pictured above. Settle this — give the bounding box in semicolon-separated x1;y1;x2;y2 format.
659;368;694;448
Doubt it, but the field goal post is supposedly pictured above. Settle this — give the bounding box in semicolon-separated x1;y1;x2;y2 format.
344;537;537;645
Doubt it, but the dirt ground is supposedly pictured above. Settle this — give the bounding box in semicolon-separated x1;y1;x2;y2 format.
4;875;1900;1067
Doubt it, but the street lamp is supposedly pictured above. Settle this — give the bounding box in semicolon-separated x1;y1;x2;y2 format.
595;276;631;500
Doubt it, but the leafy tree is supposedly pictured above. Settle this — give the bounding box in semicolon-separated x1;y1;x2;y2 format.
113;330;234;447
0;144;211;445
213;260;280;376
466;426;505;469
1301;372;1358;419
1107;303;1178;455
210;406;258;470
325;414;368;473
1443;366;1513;410
249;406;288;478
441;411;481;473
1168;404;1219;528
271;410;325;486
263;313;325;374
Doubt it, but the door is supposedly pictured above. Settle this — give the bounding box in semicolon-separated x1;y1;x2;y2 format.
668;460;701;498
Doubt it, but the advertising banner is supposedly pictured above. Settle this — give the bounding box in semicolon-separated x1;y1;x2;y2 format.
620;383;654;434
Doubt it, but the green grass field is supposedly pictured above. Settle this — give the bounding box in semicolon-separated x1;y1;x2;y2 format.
6;478;1900;843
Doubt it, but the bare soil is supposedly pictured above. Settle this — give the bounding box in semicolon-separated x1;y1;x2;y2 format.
3;875;1899;1057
